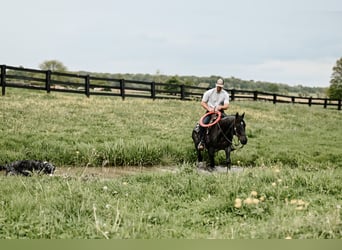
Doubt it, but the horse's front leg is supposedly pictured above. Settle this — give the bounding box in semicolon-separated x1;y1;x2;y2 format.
196;148;205;169
208;147;216;171
225;146;232;170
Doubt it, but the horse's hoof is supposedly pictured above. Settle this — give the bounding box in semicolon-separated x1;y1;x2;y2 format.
197;162;206;169
206;166;216;172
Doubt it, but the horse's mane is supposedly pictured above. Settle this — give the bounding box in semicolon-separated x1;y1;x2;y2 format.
220;115;235;123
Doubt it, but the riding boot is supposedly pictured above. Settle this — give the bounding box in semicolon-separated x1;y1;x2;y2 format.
197;126;206;150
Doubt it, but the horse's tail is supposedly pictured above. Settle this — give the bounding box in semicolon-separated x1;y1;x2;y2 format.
0;165;6;171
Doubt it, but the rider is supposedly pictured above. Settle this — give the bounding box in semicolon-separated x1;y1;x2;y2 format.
197;78;230;150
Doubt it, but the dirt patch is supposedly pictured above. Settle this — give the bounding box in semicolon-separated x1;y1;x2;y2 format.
54;166;178;179
197;165;244;174
1;165;243;178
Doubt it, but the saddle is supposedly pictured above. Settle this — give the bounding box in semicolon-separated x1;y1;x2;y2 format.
194;113;219;134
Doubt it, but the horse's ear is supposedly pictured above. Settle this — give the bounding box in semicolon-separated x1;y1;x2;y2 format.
242;112;245;119
235;112;239;119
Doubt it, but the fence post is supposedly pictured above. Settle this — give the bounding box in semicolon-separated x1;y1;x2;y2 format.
324;98;327;109
45;70;51;93
338;99;341;110
253;91;258;101
291;96;295;103
273;94;277;104
230;89;235;101
151;81;156;100
1;65;6;96
85;75;90;97
308;97;312;107
120;79;125;100
180;85;185;100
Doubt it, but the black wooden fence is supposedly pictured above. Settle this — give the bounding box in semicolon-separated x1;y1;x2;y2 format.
1;64;341;110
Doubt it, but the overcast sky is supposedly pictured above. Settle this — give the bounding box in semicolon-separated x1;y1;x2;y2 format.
1;0;342;87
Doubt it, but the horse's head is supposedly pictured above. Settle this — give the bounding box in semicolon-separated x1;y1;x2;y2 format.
234;112;248;145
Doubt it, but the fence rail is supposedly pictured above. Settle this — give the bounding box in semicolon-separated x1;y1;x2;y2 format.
1;64;341;110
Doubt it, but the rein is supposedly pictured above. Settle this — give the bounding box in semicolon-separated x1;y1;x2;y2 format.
217;119;244;150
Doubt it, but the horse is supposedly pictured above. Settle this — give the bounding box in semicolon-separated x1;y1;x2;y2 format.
192;112;247;171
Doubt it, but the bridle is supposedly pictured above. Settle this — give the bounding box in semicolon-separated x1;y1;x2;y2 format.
217;117;245;150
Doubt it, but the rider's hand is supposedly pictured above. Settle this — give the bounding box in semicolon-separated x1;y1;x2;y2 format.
208;107;214;112
215;106;221;112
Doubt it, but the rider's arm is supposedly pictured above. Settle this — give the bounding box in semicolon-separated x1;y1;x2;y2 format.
216;102;229;111
215;92;230;111
201;101;214;112
201;90;214;112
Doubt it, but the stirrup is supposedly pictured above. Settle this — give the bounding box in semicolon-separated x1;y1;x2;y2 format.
197;141;205;150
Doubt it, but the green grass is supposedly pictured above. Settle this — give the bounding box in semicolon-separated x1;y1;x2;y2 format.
1;90;197;166
0;165;340;239
0;88;341;239
1;88;341;169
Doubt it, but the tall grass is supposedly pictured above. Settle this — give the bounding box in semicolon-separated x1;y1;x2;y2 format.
1;88;341;169
0;89;341;239
0;165;340;239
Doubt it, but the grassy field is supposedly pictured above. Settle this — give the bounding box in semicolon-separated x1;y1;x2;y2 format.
1;89;341;169
0;88;341;239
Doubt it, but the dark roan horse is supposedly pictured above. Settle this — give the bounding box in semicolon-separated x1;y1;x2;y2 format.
192;112;247;171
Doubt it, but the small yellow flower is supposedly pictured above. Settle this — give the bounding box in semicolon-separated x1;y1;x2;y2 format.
122;182;128;185
244;197;253;205
272;182;277;187
297;199;306;206
290;198;309;210
234;198;242;208
252;198;259;205
250;191;258;197
103;186;108;191
285;236;292;239
259;196;266;202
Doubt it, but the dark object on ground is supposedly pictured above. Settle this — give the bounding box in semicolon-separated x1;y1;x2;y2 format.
0;160;56;176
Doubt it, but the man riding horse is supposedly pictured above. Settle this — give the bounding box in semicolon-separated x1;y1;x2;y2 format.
197;78;230;150
193;78;247;172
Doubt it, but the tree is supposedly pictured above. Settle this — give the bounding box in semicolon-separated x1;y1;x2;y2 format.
328;57;342;100
164;76;182;95
39;60;67;72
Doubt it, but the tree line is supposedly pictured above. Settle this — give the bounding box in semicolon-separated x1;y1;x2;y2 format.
36;58;342;99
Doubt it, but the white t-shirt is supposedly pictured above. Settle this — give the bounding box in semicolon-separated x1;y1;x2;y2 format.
202;88;230;109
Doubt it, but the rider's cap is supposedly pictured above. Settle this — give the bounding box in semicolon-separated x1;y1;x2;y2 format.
216;78;224;87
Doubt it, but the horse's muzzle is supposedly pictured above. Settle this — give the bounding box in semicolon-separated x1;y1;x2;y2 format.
239;136;248;145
